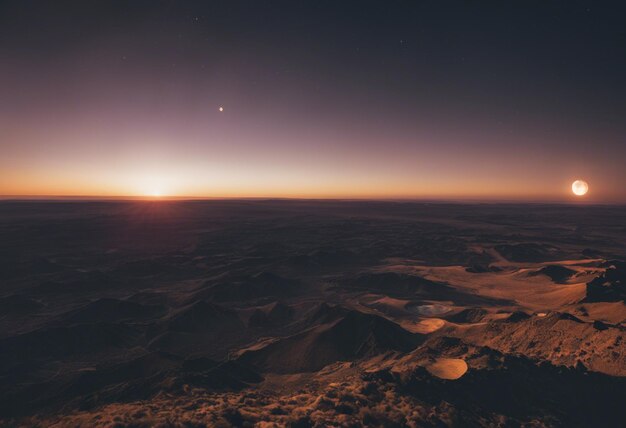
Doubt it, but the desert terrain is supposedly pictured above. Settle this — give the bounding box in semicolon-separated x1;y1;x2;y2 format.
0;200;624;427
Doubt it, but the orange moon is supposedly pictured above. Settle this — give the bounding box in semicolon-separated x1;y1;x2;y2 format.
571;180;588;196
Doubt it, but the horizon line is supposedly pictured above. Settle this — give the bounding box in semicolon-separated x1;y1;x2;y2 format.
0;194;623;206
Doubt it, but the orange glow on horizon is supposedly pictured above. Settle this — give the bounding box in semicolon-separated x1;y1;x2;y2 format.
0;157;615;202
0;172;610;202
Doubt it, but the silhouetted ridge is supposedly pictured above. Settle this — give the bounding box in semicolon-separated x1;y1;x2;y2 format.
447;308;487;323
557;312;584;323
584;260;626;302
114;257;199;277
288;248;360;268
531;265;576;283
30;271;117;294
166;301;244;333
304;302;351;326
248;302;294;328
60;298;165;323
503;311;531;323
0;294;43;314
466;264;499;273
201;271;297;302
347;272;451;295
495;243;559;262
29;257;65;274
0;323;139;367
0;352;263;418
238;310;423;373
180;360;263;390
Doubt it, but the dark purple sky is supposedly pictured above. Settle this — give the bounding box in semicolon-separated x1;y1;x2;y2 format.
1;1;625;202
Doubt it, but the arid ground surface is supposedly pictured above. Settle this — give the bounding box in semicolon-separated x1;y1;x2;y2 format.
0;200;625;427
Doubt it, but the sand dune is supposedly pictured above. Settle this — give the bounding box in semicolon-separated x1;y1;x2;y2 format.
426;358;468;379
401;318;446;334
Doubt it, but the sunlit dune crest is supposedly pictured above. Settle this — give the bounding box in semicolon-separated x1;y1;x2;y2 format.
426;358;469;380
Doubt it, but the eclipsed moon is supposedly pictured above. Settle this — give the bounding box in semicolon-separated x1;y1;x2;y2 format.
572;180;589;196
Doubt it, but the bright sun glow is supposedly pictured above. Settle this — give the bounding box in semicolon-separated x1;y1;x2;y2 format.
571;180;588;196
133;173;173;198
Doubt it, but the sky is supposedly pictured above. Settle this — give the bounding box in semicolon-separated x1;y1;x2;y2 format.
1;1;625;202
